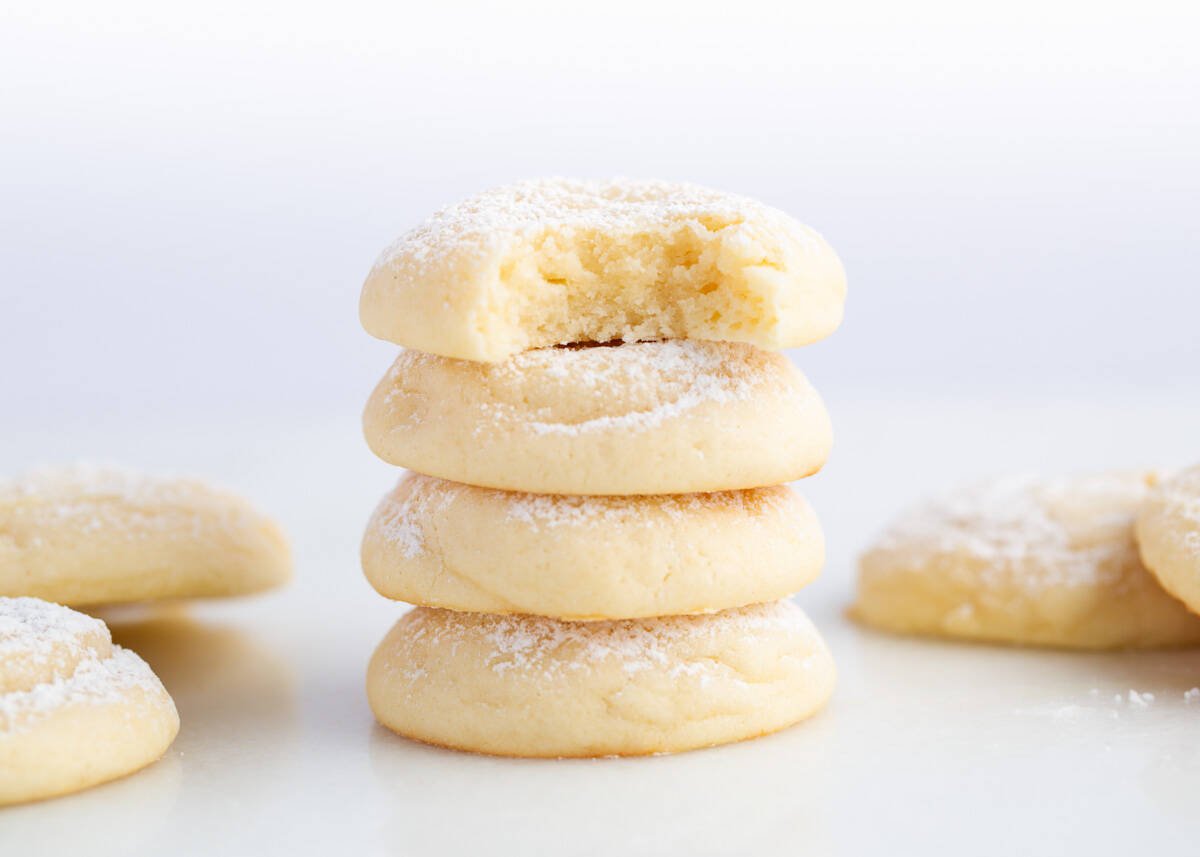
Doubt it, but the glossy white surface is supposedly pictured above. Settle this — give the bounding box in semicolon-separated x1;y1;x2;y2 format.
2;397;1198;855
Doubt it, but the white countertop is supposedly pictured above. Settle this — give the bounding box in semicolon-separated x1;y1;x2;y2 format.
3;396;1199;856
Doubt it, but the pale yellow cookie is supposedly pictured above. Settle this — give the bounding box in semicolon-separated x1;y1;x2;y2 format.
367;600;835;757
363;340;832;495
1136;464;1200;615
0;464;292;606
362;473;824;620
0;597;179;805
360;178;846;362
854;472;1200;649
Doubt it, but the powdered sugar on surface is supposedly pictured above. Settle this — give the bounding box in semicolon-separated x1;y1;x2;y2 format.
488;340;772;436
373;473;796;539
396;600;818;680
371;178;825;273
0;597;107;663
0;647;161;733
0;461;250;547
379;339;811;440
2;462;195;504
502;485;791;531
1012;688;1189;721
866;473;1155;591
0;597;162;733
370;475;466;558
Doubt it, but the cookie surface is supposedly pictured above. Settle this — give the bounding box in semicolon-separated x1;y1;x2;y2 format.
363;340;832;495
360;178;846;362
854;472;1200;649
0;597;179;805
1136;464;1200;615
362;473;824;620
367;600;835;757
0;464;292;606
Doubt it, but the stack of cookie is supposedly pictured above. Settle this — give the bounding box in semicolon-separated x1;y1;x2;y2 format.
358;179;847;756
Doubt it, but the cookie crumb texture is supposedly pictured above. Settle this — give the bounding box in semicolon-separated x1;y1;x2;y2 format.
854;472;1200;649
0;597;178;805
367;600;835;757
361;179;846;362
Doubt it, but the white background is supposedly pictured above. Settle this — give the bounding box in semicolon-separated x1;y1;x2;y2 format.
2;0;1197;429
2;2;1199;854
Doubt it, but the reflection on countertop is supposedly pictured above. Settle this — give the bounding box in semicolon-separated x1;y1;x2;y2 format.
366;710;836;857
105;605;299;748
102;606;301;848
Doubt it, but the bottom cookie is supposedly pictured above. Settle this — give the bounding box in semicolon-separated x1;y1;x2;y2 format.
367;600;835;757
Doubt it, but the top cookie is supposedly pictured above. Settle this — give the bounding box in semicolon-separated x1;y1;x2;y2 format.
360;178;846;361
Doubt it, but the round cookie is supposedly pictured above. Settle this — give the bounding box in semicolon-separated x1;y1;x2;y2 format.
1136;464;1200;615
363;473;824;620
0;463;292;606
854;472;1200;649
361;178;847;362
367;600;834;757
363;340;832;495
0;597;179;805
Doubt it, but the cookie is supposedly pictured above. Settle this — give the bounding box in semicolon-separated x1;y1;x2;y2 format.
853;472;1200;649
362;473;823;620
363;340;832;495
360;178;846;361
0;464;292;606
1136;464;1200;615
0;597;178;805
367;600;835;757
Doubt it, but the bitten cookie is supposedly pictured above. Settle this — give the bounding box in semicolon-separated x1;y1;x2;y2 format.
853;472;1200;649
1136;464;1200;615
0;597;179;805
0;464;292;606
363;340;832;495
360;178;846;361
367;600;835;757
362;473;824;620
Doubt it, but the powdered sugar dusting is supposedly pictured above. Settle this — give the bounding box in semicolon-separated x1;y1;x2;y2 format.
1014;688;1176;721
369;475;466;558
3;462;195;504
372;178;825;272
0;647;162;733
0;597;107;660
866;473;1158;591
487;340;772;436
397;600;817;681
0;461;260;550
503;485;793;531
0;597;163;733
372;473;800;540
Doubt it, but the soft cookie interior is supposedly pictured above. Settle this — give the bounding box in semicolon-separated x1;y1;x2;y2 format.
487;220;794;356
